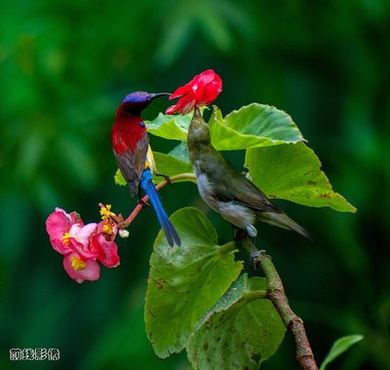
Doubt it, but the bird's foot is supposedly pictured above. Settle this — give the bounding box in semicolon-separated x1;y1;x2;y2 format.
250;248;267;269
234;229;247;241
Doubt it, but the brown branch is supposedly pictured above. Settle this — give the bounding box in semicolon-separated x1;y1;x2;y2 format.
251;248;318;370
102;173;196;229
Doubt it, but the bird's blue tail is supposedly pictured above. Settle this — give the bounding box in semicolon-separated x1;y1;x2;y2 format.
140;169;181;246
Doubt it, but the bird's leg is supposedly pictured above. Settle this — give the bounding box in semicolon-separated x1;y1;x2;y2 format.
244;238;267;270
232;227;264;269
233;226;257;245
234;229;247;241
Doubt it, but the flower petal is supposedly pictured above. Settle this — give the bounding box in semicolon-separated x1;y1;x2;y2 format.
169;82;192;99
63;253;100;283
90;234;120;268
197;69;216;84
167;69;222;114
50;237;73;255
70;223;97;246
46;209;71;240
70;211;83;225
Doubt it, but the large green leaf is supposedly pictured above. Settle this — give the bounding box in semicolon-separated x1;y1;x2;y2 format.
319;335;363;370
168;141;191;162
113;144;193;186
209;104;305;150
153;151;193;184
187;274;286;370
245;142;356;213
146;112;192;141
145;207;243;358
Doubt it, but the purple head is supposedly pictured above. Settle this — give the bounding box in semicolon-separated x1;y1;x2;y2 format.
120;91;170;115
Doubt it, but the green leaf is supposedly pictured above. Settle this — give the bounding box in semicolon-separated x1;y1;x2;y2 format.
114;145;193;186
145;207;243;358
153;151;193;184
209;104;305;151
168;142;190;162
146;112;192;141
245;142;356;213
319;335;363;370
114;169;127;186
146;108;208;141
187;274;286;370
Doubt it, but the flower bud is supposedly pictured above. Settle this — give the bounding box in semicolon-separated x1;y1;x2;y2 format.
119;229;129;239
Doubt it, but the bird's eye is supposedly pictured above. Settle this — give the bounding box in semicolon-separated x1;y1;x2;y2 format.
140;121;145;128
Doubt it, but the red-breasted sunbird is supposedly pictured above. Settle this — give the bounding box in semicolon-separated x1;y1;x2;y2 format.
112;91;181;246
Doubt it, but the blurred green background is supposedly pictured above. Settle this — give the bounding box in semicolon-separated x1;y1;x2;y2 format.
0;0;389;369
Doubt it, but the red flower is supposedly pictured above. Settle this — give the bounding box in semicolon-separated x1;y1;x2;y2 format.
166;69;222;114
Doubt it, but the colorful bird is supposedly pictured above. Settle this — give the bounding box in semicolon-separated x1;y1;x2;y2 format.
187;107;311;240
112;91;181;246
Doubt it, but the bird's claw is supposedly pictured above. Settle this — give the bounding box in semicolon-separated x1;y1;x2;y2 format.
250;248;267;269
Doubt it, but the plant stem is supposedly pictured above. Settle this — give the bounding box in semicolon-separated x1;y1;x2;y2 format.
118;173;196;228
218;241;237;254
250;246;318;370
245;289;268;302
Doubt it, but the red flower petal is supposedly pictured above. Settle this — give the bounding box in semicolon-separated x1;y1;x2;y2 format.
90;234;120;268
166;69;222;114
169;82;193;99
196;69;216;85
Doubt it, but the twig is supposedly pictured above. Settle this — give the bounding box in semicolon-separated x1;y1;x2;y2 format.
251;248;318;370
114;173;196;229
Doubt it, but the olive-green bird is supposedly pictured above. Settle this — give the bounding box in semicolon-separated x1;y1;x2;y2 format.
187;107;311;240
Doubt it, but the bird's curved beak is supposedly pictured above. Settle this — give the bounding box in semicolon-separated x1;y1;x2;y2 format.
150;92;171;100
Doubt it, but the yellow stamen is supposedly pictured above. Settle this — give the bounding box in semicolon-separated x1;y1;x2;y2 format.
102;222;113;235
70;255;86;270
100;204;116;220
62;232;71;245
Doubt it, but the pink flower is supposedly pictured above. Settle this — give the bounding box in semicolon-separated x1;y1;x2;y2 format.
63;253;100;283
46;208;97;258
46;207;121;283
166;69;223;114
46;208;99;283
90;221;120;268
